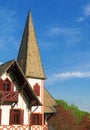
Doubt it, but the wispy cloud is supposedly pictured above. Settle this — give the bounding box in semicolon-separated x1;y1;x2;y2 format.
83;4;90;16
55;71;90;79
46;27;82;46
47;71;90;84
0;7;17;34
0;6;18;48
0;6;20;61
75;17;85;22
78;104;90;112
47;27;80;36
76;3;90;22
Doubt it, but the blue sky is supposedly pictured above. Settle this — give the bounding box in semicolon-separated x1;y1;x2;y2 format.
0;0;90;112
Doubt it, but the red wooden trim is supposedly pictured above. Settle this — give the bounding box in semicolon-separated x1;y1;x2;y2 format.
31;113;34;125
3;91;18;102
0;125;29;130
20;109;24;125
39;114;42;125
9;109;14;125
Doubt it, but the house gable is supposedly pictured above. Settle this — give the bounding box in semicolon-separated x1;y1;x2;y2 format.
0;60;41;106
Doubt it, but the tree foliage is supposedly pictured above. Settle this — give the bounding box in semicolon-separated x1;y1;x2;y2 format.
49;99;90;130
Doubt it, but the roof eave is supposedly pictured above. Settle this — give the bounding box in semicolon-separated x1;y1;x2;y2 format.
6;60;41;106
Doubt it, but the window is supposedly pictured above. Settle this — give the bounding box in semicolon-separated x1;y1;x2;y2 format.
4;79;11;91
31;113;42;125
9;109;24;125
14;110;20;124
33;83;40;96
0;78;14;91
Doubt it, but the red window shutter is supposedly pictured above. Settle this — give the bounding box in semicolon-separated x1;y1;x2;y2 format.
11;82;14;91
30;113;34;125
9;109;14;125
33;83;40;96
39;114;42;125
20;109;24;125
0;109;2;125
0;78;4;91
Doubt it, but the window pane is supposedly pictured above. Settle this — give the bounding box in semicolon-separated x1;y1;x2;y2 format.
32;114;42;125
14;110;20;124
34;114;39;125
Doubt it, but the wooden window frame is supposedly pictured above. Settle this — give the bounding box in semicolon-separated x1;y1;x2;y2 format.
9;109;24;125
31;113;42;125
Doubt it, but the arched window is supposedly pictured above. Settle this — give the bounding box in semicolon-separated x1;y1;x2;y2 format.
4;78;11;91
33;83;40;96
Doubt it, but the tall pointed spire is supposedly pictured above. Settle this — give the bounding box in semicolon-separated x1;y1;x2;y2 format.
17;12;46;79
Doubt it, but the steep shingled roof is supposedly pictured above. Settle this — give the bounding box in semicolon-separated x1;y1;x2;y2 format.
17;12;46;79
44;89;57;113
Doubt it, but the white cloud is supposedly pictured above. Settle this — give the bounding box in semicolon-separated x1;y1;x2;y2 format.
75;17;85;22
47;27;80;36
0;7;17;33
83;4;90;16
46;27;82;46
55;72;90;79
78;104;90;112
47;71;90;84
0;6;18;48
76;3;90;22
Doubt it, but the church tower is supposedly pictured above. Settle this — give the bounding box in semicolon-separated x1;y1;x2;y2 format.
17;12;46;79
17;12;46;129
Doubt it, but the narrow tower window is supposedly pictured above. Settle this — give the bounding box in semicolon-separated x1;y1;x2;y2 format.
33;83;40;96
